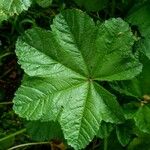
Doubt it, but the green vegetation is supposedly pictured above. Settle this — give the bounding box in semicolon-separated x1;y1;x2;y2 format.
0;0;150;150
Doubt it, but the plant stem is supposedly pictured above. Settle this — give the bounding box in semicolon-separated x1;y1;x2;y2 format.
0;101;13;105
0;52;13;59
8;142;50;150
0;66;14;78
0;129;26;142
104;138;108;150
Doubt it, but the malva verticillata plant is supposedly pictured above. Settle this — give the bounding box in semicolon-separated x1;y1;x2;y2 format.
1;0;150;149
12;9;144;149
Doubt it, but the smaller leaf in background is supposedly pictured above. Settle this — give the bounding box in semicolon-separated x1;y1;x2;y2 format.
110;78;141;99
27;121;64;141
0;133;15;150
110;54;150;99
0;0;32;24
97;121;114;139
0;0;32;15
116;120;134;146
107;130;124;150
127;4;150;59
128;133;150;150
134;105;150;134
123;103;150;134
110;53;150;134
123;102;139;119
35;0;52;8
73;0;108;11
0;110;25;150
0;10;8;25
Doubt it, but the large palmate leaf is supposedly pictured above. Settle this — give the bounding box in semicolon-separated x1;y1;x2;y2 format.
13;9;142;149
127;4;150;59
0;0;31;24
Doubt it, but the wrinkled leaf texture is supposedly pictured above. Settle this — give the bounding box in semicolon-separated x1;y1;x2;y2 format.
0;0;31;24
13;9;142;149
127;4;150;59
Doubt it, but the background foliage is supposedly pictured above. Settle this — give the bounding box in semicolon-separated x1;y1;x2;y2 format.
0;0;150;150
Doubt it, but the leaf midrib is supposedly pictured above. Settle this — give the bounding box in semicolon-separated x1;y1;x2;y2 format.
53;13;91;76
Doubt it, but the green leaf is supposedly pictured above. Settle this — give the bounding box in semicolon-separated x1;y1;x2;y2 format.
35;0;52;8
73;0;108;11
0;10;8;25
0;0;31;24
0;0;31;15
134;105;150;134
107;130;124;150
128;134;150;150
123;102;150;134
13;9;142;149
0;136;14;150
27;121;64;141
127;4;150;59
123;102;139;119
90;21;141;81
110;54;150;98
110;78;142;98
127;4;150;37
116;121;134;146
112;61;150;134
97;121;114;139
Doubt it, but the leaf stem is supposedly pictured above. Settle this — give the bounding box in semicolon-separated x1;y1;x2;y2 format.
8;142;50;150
0;52;13;59
0;128;26;142
104;138;108;150
0;101;13;105
0;66;14;78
